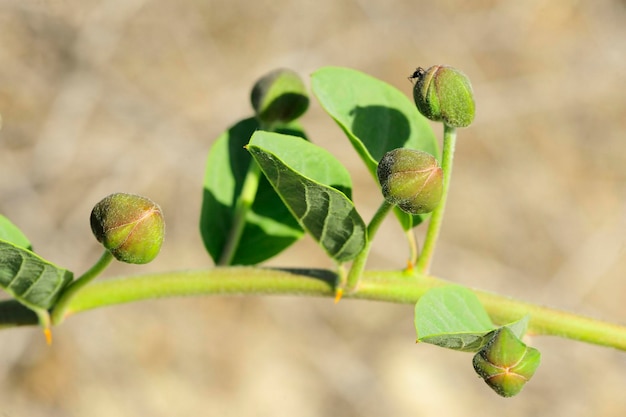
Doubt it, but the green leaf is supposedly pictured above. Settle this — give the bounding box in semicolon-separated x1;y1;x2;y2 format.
311;66;439;228
0;215;32;250
503;315;530;339
200;118;305;265
415;286;496;352
248;131;366;262
0;239;73;319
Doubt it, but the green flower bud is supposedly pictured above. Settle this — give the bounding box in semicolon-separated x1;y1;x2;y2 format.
250;68;309;126
90;193;165;264
472;327;541;397
411;65;475;128
377;148;443;214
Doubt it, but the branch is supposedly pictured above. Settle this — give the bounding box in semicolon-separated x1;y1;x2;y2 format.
1;267;625;351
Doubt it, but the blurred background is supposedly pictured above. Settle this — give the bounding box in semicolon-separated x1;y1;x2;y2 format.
1;0;626;415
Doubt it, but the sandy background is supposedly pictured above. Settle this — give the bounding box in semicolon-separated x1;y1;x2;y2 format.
1;0;626;415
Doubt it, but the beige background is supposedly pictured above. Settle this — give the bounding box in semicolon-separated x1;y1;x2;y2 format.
1;0;626;415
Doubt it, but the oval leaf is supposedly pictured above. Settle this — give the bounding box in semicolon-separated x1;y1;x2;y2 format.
247;131;366;262
0;239;73;311
0;215;32;250
415;286;496;352
311;66;439;228
200;118;305;265
312;66;439;170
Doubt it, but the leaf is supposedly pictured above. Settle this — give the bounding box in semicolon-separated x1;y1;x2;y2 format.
311;66;439;228
0;239;73;316
503;315;530;339
415;286;496;352
248;131;366;262
0;215;32;250
200;118;305;265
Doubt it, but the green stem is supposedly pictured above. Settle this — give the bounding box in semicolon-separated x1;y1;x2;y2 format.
50;250;114;325
405;229;418;267
345;200;394;292
218;118;282;266
3;267;625;351
416;123;456;274
218;162;262;265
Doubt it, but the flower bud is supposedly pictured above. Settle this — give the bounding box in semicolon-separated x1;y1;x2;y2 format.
411;65;475;128
250;68;309;126
377;149;443;214
90;193;164;264
472;327;541;397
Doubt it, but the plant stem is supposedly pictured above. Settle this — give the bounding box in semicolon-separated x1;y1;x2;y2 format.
345;200;394;292
50;250;114;325
218;162;262;265
3;267;625;351
416;123;457;274
405;229;418;267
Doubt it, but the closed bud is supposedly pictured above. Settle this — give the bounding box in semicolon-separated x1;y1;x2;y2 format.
411;65;475;128
90;193;165;264
250;68;309;126
377;149;442;214
473;327;541;397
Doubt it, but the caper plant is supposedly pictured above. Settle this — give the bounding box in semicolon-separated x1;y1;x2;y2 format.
1;66;626;398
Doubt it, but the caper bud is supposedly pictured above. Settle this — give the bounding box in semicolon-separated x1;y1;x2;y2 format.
377;148;443;214
250;68;309;126
412;65;475;128
90;193;165;264
472;327;541;397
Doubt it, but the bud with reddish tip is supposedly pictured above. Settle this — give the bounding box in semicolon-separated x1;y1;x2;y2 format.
377;149;443;214
251;68;309;126
90;193;165;264
472;327;541;397
412;65;475;128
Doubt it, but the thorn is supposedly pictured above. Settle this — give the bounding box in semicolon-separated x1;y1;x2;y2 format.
334;288;343;304
44;328;53;346
406;259;414;272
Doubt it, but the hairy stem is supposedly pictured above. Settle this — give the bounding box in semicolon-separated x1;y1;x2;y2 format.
345;200;394;292
50;250;114;325
2;268;625;351
405;229;419;267
416;123;456;274
218;162;262;265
